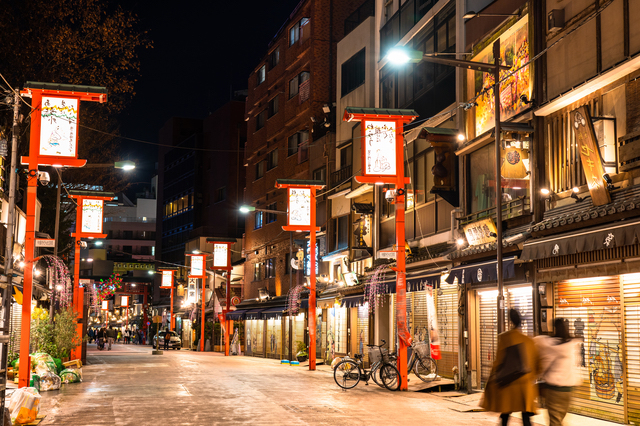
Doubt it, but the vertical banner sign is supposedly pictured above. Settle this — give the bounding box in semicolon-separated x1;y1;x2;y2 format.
190;254;205;278
160;270;173;288
40;97;79;157
187;278;197;304
121;296;129;307
572;106;611;206
81;199;104;234
213;243;229;268
364;120;396;177
101;301;109;311
426;288;441;360
288;187;311;227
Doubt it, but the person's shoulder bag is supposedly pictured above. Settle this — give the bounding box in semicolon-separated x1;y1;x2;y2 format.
494;343;530;387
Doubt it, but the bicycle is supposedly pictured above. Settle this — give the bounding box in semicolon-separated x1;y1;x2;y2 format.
334;340;400;391
409;340;438;383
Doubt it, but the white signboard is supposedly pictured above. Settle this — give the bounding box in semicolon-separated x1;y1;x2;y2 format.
121;296;129;306
40;96;78;157
81;199;104;234
378;251;397;259
288;187;311;227
187;277;197;303
364;120;396;176
190;254;205;278
35;239;55;247
213;243;228;268
101;300;109;311
161;270;173;287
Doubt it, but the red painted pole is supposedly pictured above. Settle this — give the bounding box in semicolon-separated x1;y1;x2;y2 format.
170;281;174;331
225;262;231;356
395;125;409;391
143;286;148;338
70;235;82;361
200;278;205;352
308;188;317;371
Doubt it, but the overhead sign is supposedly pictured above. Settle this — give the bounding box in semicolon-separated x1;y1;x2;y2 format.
160;270;173;289
288;187;311;227
101;300;109;311
364;120;396;177
213;243;229;268
190;254;205;278
81;199;104;234
121;296;129;306
187;277;197;304
35;238;55;248
40;96;79;157
463;218;497;246
572;105;611;206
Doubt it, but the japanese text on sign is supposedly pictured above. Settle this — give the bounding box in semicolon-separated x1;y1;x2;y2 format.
288;188;311;227
40;97;78;157
364;120;396;176
213;243;228;268
81;199;104;234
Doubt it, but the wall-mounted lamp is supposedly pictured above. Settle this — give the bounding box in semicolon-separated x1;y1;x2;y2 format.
570;187;584;203
603;173;618;191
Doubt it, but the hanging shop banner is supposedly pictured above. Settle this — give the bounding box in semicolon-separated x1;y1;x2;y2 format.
81;199;104;234
190;254;205;278
463;218;497;246
288;187;311;227
572;105;611;206
101;301;109;311
187;278;197;304
40;97;79;157
160;270;173;289
213;243;229;268
470;16;531;135
121;296;128;307
426;288;441;360
364;120;396;176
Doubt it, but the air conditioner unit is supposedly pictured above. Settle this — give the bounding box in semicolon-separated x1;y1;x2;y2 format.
548;9;564;31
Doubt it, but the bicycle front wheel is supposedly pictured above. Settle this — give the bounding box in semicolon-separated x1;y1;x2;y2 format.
334;359;361;389
380;364;401;391
370;362;385;388
414;357;438;383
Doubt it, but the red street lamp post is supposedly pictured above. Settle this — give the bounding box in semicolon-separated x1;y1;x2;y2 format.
275;179;325;371
206;237;236;356
343;107;418;390
18;82;106;388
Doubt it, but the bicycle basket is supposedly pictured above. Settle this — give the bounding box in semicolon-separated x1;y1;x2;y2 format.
413;342;431;358
368;347;389;364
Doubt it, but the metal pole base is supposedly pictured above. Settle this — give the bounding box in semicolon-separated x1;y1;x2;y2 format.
152;350;163;355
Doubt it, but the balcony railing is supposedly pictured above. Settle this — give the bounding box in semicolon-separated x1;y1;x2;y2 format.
459;196;531;227
331;165;352;187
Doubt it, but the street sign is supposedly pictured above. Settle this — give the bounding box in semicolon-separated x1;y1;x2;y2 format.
153;315;162;323
79;279;91;288
35;239;55;247
378;251;397;259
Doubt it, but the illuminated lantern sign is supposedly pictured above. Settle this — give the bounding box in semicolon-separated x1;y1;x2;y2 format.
213;243;229;268
121;296;129;306
101;301;109;311
288;188;311;227
160;270;173;288
40;97;79;158
81;199;104;234
187;277;197;303
364;120;397;177
190;254;205;278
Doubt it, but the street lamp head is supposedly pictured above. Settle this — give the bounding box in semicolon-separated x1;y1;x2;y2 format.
114;160;136;171
239;205;256;213
386;47;423;65
463;11;478;19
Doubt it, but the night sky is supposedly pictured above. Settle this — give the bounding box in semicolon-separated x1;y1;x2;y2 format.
119;0;301;192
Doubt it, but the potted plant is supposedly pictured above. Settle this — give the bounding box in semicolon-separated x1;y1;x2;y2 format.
295;341;308;362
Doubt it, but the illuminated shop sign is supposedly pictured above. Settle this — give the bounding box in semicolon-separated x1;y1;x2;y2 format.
40;96;78;157
81;199;104;234
213;243;229;268
364;120;396;176
288;187;311;227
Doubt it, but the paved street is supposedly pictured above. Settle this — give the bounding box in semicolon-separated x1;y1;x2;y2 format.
36;344;499;425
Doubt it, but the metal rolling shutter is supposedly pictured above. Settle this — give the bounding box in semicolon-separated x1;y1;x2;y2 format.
556;276;624;423
437;281;459;379
10;303;20;355
357;305;369;363
478;290;499;387
506;286;534;337
622;273;640;424
334;306;348;355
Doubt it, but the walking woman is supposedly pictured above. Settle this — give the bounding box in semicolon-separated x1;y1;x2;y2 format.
480;309;539;426
534;318;582;426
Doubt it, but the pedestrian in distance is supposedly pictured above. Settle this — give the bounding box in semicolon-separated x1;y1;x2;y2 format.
164;329;171;350
480;309;539;426
106;326;117;350
534;318;582;426
117;329;122;343
87;328;94;344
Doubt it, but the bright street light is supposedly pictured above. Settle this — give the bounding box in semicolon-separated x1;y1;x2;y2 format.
114;160;136;171
386;47;423;65
239;205;255;213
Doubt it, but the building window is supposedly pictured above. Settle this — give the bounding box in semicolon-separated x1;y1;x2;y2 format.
332;215;349;251
289;71;310;99
269;47;280;69
313;167;326;183
216;187;226;203
268;96;279;118
256;110;266;131
265;258;275;278
255;160;265;179
254;211;263;229
267;149;278;170
289;17;310;46
254;262;263;281
287;130;309;161
266;202;278;224
341;48;366;97
257;65;266;85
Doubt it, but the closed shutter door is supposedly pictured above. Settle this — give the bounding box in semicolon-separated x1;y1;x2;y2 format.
255;320;264;357
556;276;624;423
622;274;640;424
357;305;369;363
506;286;534;337
10;302;21;355
245;320;253;356
334;307;348;355
437;281;459;379
321;309;327;363
478;290;500;387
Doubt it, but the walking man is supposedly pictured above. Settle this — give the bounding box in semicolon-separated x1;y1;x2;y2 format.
107;326;116;350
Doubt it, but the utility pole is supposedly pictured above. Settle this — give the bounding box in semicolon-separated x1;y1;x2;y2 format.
1;90;20;414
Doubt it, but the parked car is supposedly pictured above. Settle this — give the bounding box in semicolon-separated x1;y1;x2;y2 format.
153;331;182;349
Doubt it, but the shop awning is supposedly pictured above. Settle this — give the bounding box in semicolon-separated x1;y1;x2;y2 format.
317;296;338;308
445;256;517;284
521;219;640;261
375;268;447;293
262;306;286;319
226;309;247;320
244;309;265;320
341;295;365;308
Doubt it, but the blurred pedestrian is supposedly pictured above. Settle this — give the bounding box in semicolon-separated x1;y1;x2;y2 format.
106;326;116;350
480;309;539;426
535;318;582;426
164;329;171;350
117;329;122;343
